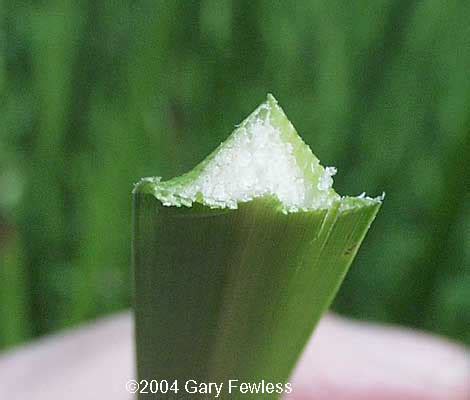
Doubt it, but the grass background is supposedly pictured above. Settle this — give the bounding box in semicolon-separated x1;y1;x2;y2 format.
0;0;469;350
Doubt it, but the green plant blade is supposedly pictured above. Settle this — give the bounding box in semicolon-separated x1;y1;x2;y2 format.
133;95;382;399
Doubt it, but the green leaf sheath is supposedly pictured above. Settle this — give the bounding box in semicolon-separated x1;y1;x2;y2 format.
133;189;380;399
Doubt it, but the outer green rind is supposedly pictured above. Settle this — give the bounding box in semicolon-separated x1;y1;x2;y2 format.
133;95;382;398
133;192;381;399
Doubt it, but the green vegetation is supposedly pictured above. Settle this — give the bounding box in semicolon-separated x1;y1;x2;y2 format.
133;96;381;398
1;1;469;349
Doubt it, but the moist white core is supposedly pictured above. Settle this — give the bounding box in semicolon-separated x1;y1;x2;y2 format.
178;105;319;210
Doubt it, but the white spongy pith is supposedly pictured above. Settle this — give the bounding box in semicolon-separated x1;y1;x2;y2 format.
178;108;309;210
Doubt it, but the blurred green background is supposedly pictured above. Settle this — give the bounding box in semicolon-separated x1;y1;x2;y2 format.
1;1;469;350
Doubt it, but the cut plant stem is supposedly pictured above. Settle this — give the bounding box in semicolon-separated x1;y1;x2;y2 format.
133;94;382;399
